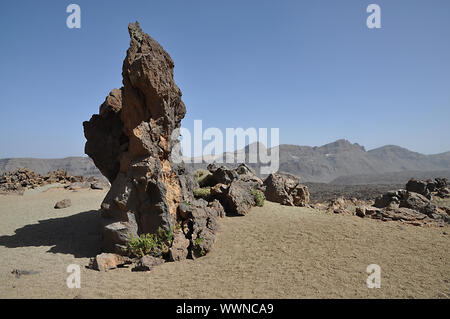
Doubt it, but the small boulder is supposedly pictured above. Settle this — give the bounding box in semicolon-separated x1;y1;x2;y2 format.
263;173;310;207
405;179;430;198
169;232;190;262
54;199;71;209
89;253;131;271
206;164;238;186
400;192;434;215
224;179;256;216
132;255;165;272
374;190;405;208
189;200;219;258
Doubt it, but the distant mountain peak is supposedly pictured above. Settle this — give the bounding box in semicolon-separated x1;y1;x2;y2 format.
314;139;366;153
368;144;423;158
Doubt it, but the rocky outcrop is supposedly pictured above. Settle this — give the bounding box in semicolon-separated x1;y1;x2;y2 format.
373;189;436;216
180;199;220;258
83;22;221;258
314;188;449;226
89;253;132;271
263;173;310;207
0;168;105;195
406;178;449;199
195;164;264;216
367;179;450;226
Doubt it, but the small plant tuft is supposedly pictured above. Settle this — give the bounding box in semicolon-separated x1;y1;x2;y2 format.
193;187;211;200
252;189;265;207
193;237;203;246
193;237;206;257
126;226;174;258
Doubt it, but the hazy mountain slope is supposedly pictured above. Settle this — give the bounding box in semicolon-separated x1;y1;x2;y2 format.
2;140;450;184
188;139;450;183
277;141;381;183
278;142;450;182
0;157;102;177
279;141;450;183
367;145;443;172
330;170;450;185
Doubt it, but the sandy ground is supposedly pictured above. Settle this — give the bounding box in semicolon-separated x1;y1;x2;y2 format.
0;187;448;299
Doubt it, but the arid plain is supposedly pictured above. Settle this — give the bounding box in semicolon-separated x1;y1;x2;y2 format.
0;187;448;299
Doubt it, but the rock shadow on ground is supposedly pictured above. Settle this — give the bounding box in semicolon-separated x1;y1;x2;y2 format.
0;210;101;258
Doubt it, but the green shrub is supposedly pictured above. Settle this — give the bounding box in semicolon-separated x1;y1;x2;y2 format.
193;237;206;257
126;226;174;258
193;237;203;246
252;189;265;207
193;187;211;200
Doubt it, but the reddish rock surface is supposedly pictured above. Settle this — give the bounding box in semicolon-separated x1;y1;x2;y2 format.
83;22;209;256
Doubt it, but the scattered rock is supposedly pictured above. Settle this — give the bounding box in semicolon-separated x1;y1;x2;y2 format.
355;206;366;217
54;199;72;209
224;179;256;216
169;232;190;261
367;178;450;226
364;206;381;216
88;253;131;271
263;172;310;207
406;177;449;199
205;164;237;186
132;255;165;272
195;164;264;216
406;179;430;199
0;167;107;195
401;192;435;216
325;197;355;215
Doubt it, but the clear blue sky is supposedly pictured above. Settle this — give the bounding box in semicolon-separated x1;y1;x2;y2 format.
0;0;449;158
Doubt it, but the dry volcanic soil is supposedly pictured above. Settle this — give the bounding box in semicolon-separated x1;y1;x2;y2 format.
0;187;448;299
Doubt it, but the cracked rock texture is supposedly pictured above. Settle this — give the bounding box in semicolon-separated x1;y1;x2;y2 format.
84;22;196;254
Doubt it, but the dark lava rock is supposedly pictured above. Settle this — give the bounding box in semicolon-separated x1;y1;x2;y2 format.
263;172;310;207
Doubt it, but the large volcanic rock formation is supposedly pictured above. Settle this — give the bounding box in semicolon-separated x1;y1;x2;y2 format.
83;22;198;255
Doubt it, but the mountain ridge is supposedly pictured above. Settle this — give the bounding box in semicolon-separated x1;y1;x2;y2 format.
1;139;449;184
